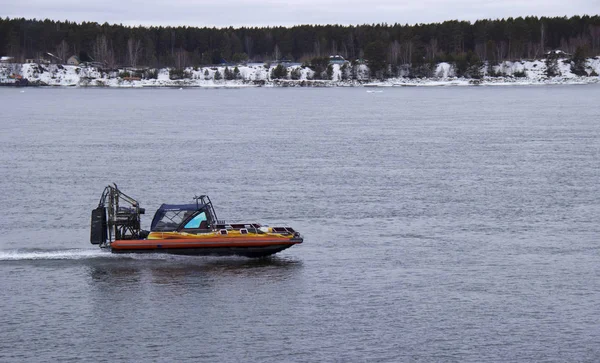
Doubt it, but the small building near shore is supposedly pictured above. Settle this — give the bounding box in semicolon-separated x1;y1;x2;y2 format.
329;55;347;65
545;50;570;58
274;59;293;65
1;56;14;63
67;55;81;65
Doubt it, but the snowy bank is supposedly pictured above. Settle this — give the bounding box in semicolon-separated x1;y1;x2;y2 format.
1;58;599;88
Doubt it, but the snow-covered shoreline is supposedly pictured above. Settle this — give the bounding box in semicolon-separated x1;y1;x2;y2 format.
1;58;599;88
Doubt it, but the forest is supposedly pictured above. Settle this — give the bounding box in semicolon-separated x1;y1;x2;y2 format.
1;15;599;74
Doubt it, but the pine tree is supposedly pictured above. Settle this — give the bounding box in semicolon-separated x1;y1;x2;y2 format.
309;57;329;79
545;52;560;77
224;66;235;80
290;67;301;80
271;64;288;79
340;63;349;80
571;46;587;76
453;53;469;77
326;64;334;80
169;68;184;80
364;41;387;79
214;69;222;80
465;52;482;79
231;53;249;64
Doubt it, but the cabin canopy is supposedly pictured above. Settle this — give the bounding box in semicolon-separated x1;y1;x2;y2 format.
150;203;209;231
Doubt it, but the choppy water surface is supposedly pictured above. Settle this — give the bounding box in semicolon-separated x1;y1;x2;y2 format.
1;86;599;362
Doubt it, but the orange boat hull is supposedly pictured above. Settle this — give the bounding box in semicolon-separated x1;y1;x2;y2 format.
109;237;302;257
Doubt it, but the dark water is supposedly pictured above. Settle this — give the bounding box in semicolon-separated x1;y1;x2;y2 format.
1;86;599;362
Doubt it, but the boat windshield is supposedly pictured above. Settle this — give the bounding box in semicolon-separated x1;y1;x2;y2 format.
184;212;207;229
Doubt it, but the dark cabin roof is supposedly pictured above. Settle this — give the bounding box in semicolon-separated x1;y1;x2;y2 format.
158;203;206;211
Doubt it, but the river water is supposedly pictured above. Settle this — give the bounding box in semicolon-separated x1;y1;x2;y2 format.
0;85;599;362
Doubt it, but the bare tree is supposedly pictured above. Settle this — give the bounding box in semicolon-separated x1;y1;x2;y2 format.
496;41;508;62
171;31;175;56
474;42;486;61
340;43;349;59
127;37;143;68
176;48;188;69
56;40;69;63
540;22;545;55
244;35;253;59
562;35;589;54
528;41;539;59
388;40;400;65
93;35;116;69
426;38;439;62
313;39;321;57
400;41;413;65
347;33;355;60
330;40;338;57
590;25;600;54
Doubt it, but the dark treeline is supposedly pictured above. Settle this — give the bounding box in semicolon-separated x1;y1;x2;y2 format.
1;15;600;70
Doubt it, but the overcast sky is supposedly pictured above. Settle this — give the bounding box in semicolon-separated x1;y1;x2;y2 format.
2;0;599;27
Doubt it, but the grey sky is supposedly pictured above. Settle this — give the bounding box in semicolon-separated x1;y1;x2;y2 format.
2;0;598;27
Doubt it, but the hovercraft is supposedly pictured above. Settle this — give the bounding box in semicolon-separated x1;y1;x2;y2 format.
90;184;303;257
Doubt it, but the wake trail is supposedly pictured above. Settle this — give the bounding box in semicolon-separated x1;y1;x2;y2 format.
0;249;194;262
0;249;121;261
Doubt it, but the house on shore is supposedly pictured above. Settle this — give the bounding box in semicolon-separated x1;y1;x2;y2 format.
67;55;81;65
545;50;571;58
329;55;347;65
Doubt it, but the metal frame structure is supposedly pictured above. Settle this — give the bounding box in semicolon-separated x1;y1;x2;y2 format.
96;184;145;246
193;194;220;224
